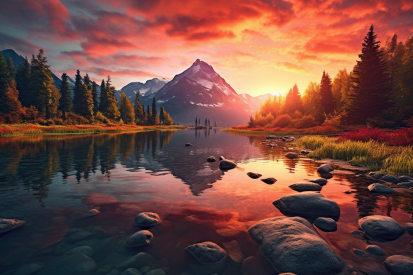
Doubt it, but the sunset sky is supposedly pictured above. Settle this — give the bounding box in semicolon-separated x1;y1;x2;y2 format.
0;0;412;96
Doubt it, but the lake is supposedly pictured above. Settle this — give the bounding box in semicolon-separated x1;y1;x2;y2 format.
0;129;412;275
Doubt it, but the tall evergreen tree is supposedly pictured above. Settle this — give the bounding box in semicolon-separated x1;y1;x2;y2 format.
347;25;391;124
159;105;165;125
151;97;160;125
99;79;107;113
84;73;92;91
319;71;335;114
141;104;147;123
134;90;145;123
283;84;303;115
0;53;10;113
16;57;31;107
146;105;151;125
205;118;207;127
6;57;15;83
30;49;59;118
163;109;174;125
195;117;198;126
91;81;98;114
73;70;93;118
73;70;83;115
103;76;120;120
59;73;72;120
119;91;135;124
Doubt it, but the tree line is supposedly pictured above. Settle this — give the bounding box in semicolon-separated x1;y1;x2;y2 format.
0;49;174;125
249;25;413;128
194;117;216;127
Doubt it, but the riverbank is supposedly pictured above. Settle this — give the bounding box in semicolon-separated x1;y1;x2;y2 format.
0;124;185;137
223;125;340;136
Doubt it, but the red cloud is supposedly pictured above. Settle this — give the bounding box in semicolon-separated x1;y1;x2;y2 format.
92;68;163;78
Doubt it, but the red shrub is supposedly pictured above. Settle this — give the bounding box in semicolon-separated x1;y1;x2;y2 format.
340;128;413;146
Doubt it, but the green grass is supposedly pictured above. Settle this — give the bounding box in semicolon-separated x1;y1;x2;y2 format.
295;135;413;176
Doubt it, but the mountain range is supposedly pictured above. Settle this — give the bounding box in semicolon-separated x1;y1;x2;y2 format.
1;49;271;125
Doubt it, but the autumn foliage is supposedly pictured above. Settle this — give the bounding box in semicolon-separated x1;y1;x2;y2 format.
340;128;413;146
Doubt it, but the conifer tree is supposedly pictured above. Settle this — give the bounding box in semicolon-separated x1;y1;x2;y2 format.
151;97;160;125
16;57;31;107
84;73;92;91
6;57;15;83
347;25;391;124
163;109;174;125
195;117;198;126
119;91;135;124
146;105;151;124
319;71;335;114
159;106;165;124
73;70;83;114
134;91;145;124
205;118;207;127
73;70;93;118
30;49;59;118
142;104;147;123
59;73;72;120
3;80;21;113
99;79;107;113
0;53;10;113
104;76;120;120
91;81;98;114
283;84;303;115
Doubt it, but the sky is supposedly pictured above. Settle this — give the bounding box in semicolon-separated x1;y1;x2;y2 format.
0;0;412;97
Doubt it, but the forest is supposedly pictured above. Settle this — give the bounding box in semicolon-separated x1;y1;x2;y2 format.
0;50;174;126
245;26;413;130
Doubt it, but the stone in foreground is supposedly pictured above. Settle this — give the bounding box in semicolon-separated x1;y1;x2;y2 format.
261;177;277;184
134;212;161;228
185;143;192;146
404;223;413;236
248;216;347;275
365;245;388;258
185;241;227;275
384;255;413;275
247;172;262;179
41;253;96;275
207;156;216;162
368;183;396;194
289;182;322;192
397;181;413;188
0;218;26;234
314;217;337;232
398;176;411;182
358;215;405;242
285;152;299;159
119;252;156;270
317;164;334;173
219;159;237;170
125;230;154;247
310;178;328;186
273;192;340;221
381;175;401;184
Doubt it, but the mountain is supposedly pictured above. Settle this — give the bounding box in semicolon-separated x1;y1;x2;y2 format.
240;93;272;113
140;59;268;126
118;78;167;101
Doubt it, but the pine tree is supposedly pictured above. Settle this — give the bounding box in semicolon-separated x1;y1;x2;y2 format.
80;83;94;118
134;91;145;124
59;73;72;120
319;71;335;114
283;84;303;115
104;76;120;120
142;104;147;123
151;97;160;125
99;79;107;113
347;25;391;124
195;117;198;126
0;53;10;113
84;73;92;91
205;118;207;127
6;57;15;83
91;81;98;114
3;80;21;113
159;105;165;125
73;70;83;114
30;49;59;118
163;109;174;125
146;105;151;125
16;57;31;107
119;91;135;124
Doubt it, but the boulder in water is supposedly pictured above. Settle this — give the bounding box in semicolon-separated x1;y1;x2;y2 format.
134;212;161;228
381;175;401;184
219;159;237;170
358;215;405;242
185;143;192;146
289;182;322;192
397;181;413;188
317;164;334;173
365;245;388;258
207;156;216;162
0;218;25;234
314;217;337;232
125;230;154;247
285;152;299;159
247;172;262;179
310;178;328;186
368;183;396;194
185;241;227;275
261;177;277;184
404;223;413;236
41;253;96;275
398;176;411;182
384;255;413;275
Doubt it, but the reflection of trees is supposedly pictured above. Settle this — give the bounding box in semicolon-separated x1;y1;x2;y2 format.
346;176;382;218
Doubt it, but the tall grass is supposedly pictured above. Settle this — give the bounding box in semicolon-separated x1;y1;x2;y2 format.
223;125;339;136
296;135;413;176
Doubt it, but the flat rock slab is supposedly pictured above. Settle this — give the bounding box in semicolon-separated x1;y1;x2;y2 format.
134;212;161;228
219;159;237;170
314;217;337;232
248;216;347;275
273;192;340;221
358;215;405;242
0;218;25;234
125;230;154;247
261;178;277;184
289;182;322;192
384;255;413;275
368;183;396;194
247;172;262;179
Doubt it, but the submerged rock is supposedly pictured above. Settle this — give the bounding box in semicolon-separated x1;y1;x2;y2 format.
223;240;243;266
360;261;391;275
317;164;334;173
82;209;100;218
125;230;154;247
353;249;369;257
384;255;413;275
289;182;322;192
66;230;91;243
368;183;396;194
219;159;237;170
0;218;25;234
134;212;161;228
241;256;270;275
185;143;192;146
285;152;299;159
314;217;337;232
404;223;413;235
261;177;277;184
358;215;405;242
310;178;328;186
319;173;333;179
119;252;156;270
185;241;227;275
41;253;96;275
207;156;216;162
247;172;262;179
365;245;388;258
248;216;347;275
273;192;340;221
66;245;94;257
14;263;43;275
381;175;401;184
121;268;143;275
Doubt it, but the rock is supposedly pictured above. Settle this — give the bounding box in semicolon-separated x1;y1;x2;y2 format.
94;264;113;275
66;230;92;243
398;176;411;182
285;152;299;159
185;241;227;275
404;223;413;235
289;182;322;192
368;183;396;194
247;172;262;179
353;249;369;257
134;212;161;228
319;173;333;179
310;178;328;186
207;156;216;162
360;261;392;275
219;159;237;170
41;253;96;275
344;191;351;194
82;209;100;218
314;217;337;232
14;263;43;275
301;150;310;154
261;177;276;184
146;270;166;275
317;164;334;173
185;143;192;146
241;256;270;275
119;252;156;270
397;181;413;188
109;270;119;275
219;156;225;160
140;266;151;273
351;230;367;239
223;240;243;266
66;245;94;257
0;218;26;234
273;192;340;221
248;216;347;275
358;215;405;242
125;230;154;247
366;245;388;258
384;255;413;275
371;173;385;179
266;135;277;139
381;175;401;184
121;268;143;275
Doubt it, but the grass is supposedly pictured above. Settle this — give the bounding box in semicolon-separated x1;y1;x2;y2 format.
295;135;413;176
223;125;339;136
0;124;185;137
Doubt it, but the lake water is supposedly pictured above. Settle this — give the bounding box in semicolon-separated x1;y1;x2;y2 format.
0;129;412;275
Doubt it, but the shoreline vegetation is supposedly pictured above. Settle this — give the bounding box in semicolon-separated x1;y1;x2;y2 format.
0;124;185;137
223;125;340;136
